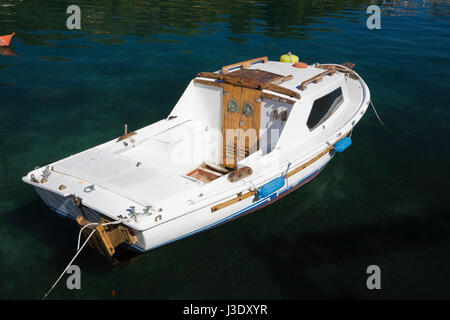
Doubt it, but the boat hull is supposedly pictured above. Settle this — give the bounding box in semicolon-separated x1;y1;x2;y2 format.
0;32;15;47
34;149;333;254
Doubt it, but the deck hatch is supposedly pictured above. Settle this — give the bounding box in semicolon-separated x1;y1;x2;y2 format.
225;69;287;85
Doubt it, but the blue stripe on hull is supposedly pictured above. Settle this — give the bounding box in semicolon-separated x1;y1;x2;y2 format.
141;160;330;252
50;207;76;221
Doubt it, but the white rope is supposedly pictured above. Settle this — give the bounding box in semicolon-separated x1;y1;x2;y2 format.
319;64;388;133
42;227;97;300
76;222;98;250
76;220;124;250
369;100;389;132
316;63;389;134
44;218;131;300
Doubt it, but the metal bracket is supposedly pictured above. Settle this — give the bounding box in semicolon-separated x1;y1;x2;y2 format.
83;185;95;193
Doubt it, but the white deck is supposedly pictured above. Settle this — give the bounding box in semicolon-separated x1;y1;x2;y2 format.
52;120;212;207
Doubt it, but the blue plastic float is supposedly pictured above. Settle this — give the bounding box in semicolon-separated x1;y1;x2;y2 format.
334;137;352;153
258;176;286;199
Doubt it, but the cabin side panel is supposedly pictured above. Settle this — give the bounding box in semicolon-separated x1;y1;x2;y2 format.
168;81;195;120
274;99;310;150
259;97;295;155
190;83;224;165
169;81;223;132
191;83;223;131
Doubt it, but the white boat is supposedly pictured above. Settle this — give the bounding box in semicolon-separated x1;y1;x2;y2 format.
22;56;370;258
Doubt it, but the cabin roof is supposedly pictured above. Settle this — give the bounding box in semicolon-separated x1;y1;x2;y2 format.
243;60;342;95
195;59;344;100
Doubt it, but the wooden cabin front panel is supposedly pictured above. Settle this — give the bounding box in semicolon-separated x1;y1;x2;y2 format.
221;84;261;169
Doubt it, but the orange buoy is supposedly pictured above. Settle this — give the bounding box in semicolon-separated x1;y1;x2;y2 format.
0;32;15;47
293;62;308;68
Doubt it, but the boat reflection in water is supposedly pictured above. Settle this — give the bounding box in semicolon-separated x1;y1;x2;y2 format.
0;47;16;56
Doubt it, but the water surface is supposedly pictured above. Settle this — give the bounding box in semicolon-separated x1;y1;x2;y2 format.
0;0;449;299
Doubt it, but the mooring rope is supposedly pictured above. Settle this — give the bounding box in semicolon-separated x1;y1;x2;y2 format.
318;63;398;139
42;227;97;300
76;220;123;250
368;99;413;144
369;100;389;132
76;222;98;251
315;63;412;145
43;219;129;300
323;64;391;135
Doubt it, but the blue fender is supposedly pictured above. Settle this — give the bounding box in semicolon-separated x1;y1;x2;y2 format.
334;137;352;153
258;176;286;199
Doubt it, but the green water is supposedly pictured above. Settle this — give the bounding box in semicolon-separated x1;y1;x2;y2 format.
1;0;449;299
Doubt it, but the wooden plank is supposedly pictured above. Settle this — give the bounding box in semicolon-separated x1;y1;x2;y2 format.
199;71;293;88
222;56;268;73
197;72;223;80
76;216;112;256
287;133;350;178
270;74;294;85
341;62;355;69
261;92;296;105
211;190;256;212
99;216;137;246
225;69;288;84
239;86;261;160
96;223;116;256
315;64;359;80
222;74;264;90
197;73;300;99
187;168;220;183
221;85;261;168
266;83;301;99
222;84;242;169
76;215;136;257
193;78;225;88
203;162;230;174
228;166;253;183
299;69;336;91
116;131;136;142
106;227;130;248
211;132;350;213
119;226;137;244
316;64;355;71
286;146;333;179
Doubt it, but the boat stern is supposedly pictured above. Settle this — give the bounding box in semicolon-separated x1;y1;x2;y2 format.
22;166;148;256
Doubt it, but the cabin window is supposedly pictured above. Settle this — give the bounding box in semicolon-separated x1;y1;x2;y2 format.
228;99;239;113
307;87;343;130
242;102;254;117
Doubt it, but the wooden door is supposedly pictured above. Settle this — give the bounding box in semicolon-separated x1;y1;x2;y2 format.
222;85;261;169
236;87;261;163
222;84;242;169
